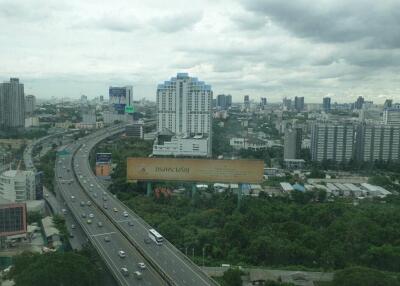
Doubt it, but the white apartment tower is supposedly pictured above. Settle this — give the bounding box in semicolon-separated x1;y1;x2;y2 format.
154;73;213;157
311;123;355;162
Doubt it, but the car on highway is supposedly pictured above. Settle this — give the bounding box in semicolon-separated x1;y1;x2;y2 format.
123;211;128;217
97;221;103;227
118;250;126;258
71;224;76;229
128;221;134;227
81;213;86;218
87;219;92;224
70;195;75;201
138;262;146;270
87;201;92;206
80;201;85;206
90;184;94;187
113;208;118;212
94;193;98;198
89;213;94;218
102;196;107;201
103;203;108;209
69;233;74;238
104;236;111;242
121;267;129;277
62;209;67;214
134;271;142;280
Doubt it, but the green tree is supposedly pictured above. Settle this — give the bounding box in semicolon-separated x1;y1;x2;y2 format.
332;267;400;286
7;251;101;286
221;268;243;286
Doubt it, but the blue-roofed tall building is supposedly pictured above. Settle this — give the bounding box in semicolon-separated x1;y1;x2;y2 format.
153;73;213;157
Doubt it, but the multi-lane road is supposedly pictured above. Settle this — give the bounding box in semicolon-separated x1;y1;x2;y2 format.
71;127;218;286
56;140;167;286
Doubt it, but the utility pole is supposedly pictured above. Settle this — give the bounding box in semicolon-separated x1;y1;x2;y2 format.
202;247;205;267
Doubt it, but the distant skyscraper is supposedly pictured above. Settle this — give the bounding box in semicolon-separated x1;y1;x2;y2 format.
0;78;25;128
311;123;355;162
356;123;400;162
294;96;305;112
154;73;213;157
284;127;302;160
25;95;36;114
99;95;104;102
217;94;226;110
261;97;267;107
323;97;331;112
109;86;133;114
216;94;232;110
283;97;292;110
226;95;232;108
244;95;250;109
354;96;364;110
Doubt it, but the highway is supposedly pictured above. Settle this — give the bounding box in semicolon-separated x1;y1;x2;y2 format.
55;141;167;286
72;126;219;286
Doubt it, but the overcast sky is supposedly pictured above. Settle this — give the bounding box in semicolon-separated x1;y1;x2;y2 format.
1;0;400;103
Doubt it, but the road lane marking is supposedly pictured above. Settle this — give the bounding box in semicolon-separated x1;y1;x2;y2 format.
91;231;116;237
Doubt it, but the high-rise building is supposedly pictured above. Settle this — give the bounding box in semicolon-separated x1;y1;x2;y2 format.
0;78;25;128
217;94;226;110
356;124;400;162
294;96;305;112
383;104;400;125
354;96;364;110
283;97;292;110
284;127;302;160
25;95;36;114
126;121;144;139
260;97;267;108
216;94;232;110
0;170;36;203
109;86;133;114
323;97;331;112
153;73;213;157
244;95;250;109
226;95;232;108
311;123;355;162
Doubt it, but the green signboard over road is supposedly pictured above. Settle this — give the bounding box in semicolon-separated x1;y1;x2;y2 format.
125;106;134;114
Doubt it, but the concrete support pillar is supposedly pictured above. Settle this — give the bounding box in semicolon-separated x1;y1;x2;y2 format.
146;182;152;196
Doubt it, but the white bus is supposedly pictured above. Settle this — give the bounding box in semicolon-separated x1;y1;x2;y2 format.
148;228;163;245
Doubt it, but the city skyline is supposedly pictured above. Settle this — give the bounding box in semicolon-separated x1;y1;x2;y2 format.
1;0;400;102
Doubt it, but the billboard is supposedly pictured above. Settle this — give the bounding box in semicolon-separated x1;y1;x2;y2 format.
127;158;264;184
96;153;112;164
96;164;111;178
0;203;27;236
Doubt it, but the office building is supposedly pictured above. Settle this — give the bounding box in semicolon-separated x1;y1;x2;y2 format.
153;73;213;157
383;104;400;125
25;95;36;114
354;96;364;110
284;128;302;160
109;85;133;114
0;78;25;128
323;97;331;112
0;203;27;237
0;170;36;203
311;123;355;162
294;96;305;112
356;124;400;162
126;121;144;139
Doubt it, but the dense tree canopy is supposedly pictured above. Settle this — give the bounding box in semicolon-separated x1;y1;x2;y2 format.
332;267;400;286
7;251;101;286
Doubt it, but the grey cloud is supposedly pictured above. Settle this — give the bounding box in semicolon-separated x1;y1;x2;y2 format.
73;15;139;32
241;0;400;48
0;0;62;22
152;11;203;33
230;12;268;30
